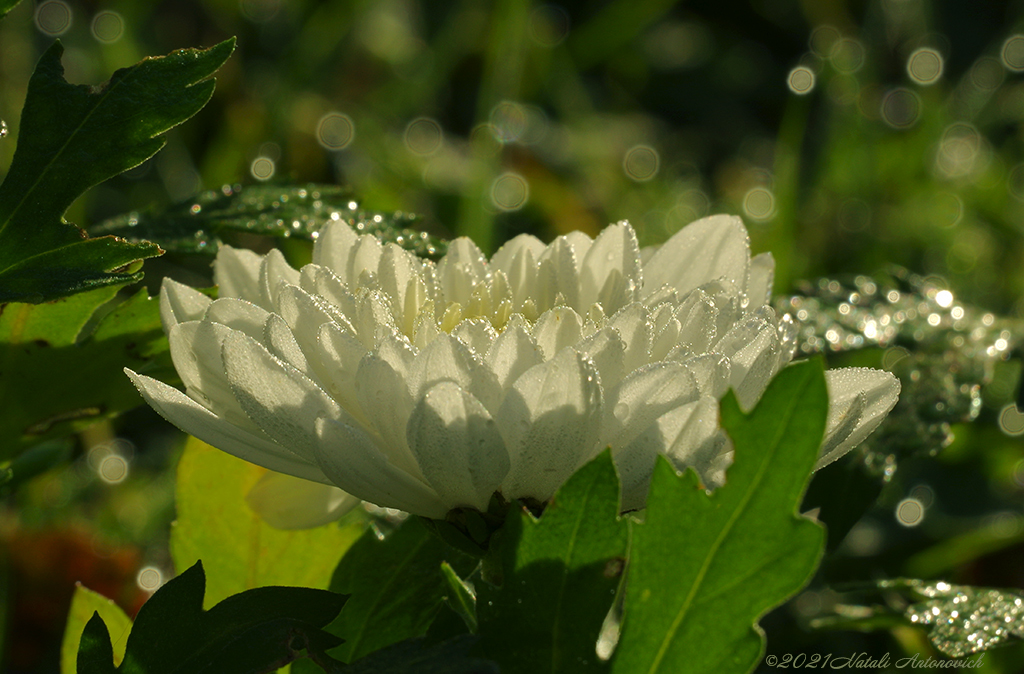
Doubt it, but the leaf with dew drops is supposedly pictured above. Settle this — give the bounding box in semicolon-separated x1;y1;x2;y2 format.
887;579;1024;658
91;183;449;260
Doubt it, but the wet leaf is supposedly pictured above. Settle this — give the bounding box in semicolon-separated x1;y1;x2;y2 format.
611;359;827;674
0;287;172;460
891;580;1024;658
0;0;22;20
171;437;364;608
62;585;132;674
324;517;474;664
476;450;628;674
0;38;234;303
76;561;348;674
92;184;448;260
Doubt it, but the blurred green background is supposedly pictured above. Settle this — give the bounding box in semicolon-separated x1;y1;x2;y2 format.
1;0;1023;671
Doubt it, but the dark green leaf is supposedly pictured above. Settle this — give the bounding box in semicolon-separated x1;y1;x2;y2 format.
325;517;474;664
77;561;348;674
62;585;133;674
611;359;828;674
0;287;172;459
0;38;235;302
77;614;118;674
92;184;448;260
476;450;628;674
336;636;498;674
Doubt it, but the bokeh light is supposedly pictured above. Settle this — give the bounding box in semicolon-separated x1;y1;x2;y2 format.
1001;35;1024;71
529;5;570;47
490;172;529;211
35;1;72;36
137;566;164;592
405;118;443;156
742;187;775;221
250;157;275;181
895;497;925;527
787;66;816;94
317;112;355;150
998;404;1024;436
623;145;659;182
490;101;528;144
880;87;921;128
830;38;865;73
907;48;944;85
91;11;124;43
240;0;280;23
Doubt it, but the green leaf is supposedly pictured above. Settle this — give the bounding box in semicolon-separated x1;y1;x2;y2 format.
440;562;477;633
0;287;172;459
337;636;498;674
62;585;132;674
76;561;348;674
0;0;22;20
92;184;448;260
325;517;475;664
476;450;628;674
77;614;117;674
0;38;235;303
171;437;364;608
611;358;828;674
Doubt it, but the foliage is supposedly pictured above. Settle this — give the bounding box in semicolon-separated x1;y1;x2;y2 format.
74;561;347;674
0;38;233;303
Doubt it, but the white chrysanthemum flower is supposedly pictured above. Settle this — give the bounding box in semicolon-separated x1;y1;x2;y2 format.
127;215;899;523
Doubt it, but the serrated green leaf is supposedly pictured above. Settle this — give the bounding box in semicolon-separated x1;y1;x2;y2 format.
476;450;628;674
171;437;364;608
76;561;348;674
440;562;477;634
611;359;828;674
325;517;475;664
338;636;498;674
0;287;172;459
61;586;132;674
0;38;235;302
92;184;448;260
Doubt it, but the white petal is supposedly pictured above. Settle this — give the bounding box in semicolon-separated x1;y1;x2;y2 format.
533;306;584;360
214;246;263;302
318;322;370;423
715;310;782;410
168;321;254;429
222;330;341;464
437;237;489;307
536;236;580;311
607;303;651;374
315;417;448;518
159;278;211;332
246;472;360;530
680;353;732;398
277;284;348;355
203;298;270;341
600;362;700;452
451;318;498;356
484;315;544;391
354;335;420;475
747;252;775;309
643;214;750;298
818;368;901;468
579;220;641;312
349;235;383;287
575;326;626;391
407;382;510;511
491;234;545;278
672;289;718;357
378;243;422;324
126;370;328;482
493;237;542;310
497;348;602;501
312;221;360;281
263;313;310;375
258;248;300;310
412;333;503;414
